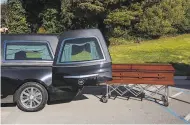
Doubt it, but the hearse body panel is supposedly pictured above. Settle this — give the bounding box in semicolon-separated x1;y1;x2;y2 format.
52;29;112;88
1;66;52;97
1;34;58;100
1;29;112;106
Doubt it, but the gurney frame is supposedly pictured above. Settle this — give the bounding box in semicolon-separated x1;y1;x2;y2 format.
100;84;169;106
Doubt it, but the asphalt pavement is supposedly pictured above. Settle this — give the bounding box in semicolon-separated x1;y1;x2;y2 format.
1;79;190;124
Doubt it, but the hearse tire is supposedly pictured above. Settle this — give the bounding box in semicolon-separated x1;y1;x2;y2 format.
14;82;48;112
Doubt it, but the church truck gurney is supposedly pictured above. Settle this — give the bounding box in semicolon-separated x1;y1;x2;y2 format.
100;64;175;106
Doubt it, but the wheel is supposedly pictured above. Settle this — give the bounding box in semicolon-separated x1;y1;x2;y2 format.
100;95;108;103
141;97;143;101
14;82;48;112
113;95;117;100
108;94;111;99
163;101;169;107
161;96;169;107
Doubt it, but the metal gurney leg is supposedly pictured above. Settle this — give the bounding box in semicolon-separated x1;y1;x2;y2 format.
100;84;109;103
161;85;169;106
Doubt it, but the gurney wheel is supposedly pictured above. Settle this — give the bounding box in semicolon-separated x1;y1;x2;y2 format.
164;101;169;107
100;95;108;103
162;96;169;107
108;95;111;99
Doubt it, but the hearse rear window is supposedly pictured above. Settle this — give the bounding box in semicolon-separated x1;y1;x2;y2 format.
5;42;53;61
58;37;104;63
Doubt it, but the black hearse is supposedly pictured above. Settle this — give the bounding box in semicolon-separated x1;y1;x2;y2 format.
1;29;112;112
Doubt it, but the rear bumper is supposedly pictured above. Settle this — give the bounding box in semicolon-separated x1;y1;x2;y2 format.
47;86;78;102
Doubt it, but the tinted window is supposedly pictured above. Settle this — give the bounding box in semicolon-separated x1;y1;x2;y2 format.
58;37;104;63
5;42;53;61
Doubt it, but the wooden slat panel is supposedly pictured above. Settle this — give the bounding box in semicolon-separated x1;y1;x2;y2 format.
142;72;173;78
109;64;175;85
112;76;173;81
131;65;174;71
112;72;140;77
108;79;174;85
112;64;175;72
112;72;173;79
112;78;166;81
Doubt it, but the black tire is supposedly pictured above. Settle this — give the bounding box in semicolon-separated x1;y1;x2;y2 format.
14;82;48;112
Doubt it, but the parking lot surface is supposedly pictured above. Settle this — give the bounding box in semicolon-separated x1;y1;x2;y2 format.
1;79;190;124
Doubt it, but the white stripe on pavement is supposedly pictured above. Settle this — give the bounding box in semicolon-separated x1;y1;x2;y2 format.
185;113;190;121
169;92;183;99
159;91;183;104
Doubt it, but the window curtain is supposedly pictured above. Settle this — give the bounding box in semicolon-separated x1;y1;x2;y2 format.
89;42;99;60
61;44;72;62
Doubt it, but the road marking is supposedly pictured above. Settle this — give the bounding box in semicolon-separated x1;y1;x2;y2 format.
175;88;190;95
185;113;190;121
158;92;183;104
161;106;190;124
169;92;183;100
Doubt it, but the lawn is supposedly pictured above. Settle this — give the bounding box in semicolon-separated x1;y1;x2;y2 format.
109;34;190;76
71;51;92;61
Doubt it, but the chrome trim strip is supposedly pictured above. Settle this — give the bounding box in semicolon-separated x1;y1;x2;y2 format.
54;61;110;67
56;59;105;65
64;74;98;78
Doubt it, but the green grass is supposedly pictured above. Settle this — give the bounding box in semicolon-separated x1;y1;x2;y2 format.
71;51;92;61
26;52;41;58
109;34;190;76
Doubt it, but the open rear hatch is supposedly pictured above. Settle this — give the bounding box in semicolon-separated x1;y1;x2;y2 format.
52;29;112;88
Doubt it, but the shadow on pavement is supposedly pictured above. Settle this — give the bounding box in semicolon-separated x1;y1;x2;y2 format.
169;97;190;105
1;103;16;107
48;92;89;105
79;86;146;102
1;81;190;107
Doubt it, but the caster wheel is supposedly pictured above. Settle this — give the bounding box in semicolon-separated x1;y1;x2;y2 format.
100;95;108;103
108;95;111;99
113;95;117;100
161;96;169;107
141;98;143;101
163;101;169;107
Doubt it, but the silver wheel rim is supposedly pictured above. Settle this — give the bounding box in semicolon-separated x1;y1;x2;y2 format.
20;87;42;109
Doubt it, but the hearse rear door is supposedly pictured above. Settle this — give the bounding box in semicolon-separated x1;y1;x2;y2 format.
52;31;112;89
